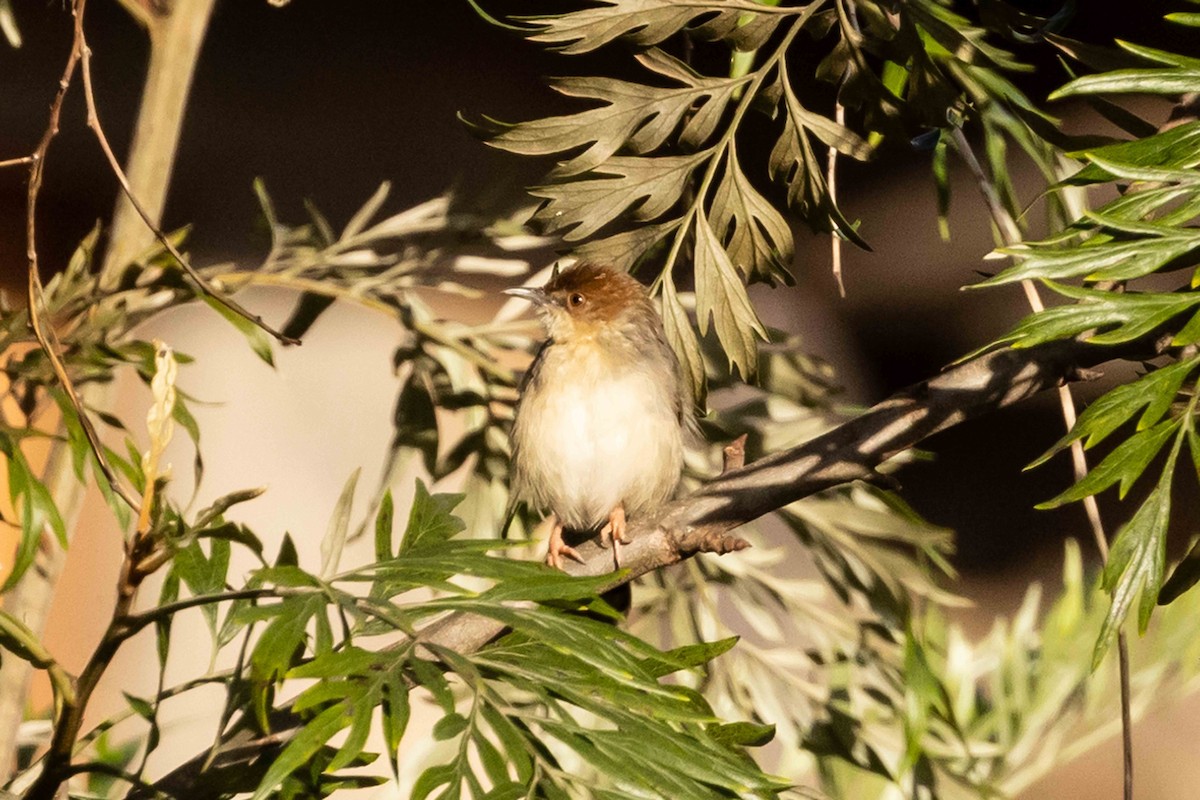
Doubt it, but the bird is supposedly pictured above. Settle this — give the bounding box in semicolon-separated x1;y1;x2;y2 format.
505;263;690;570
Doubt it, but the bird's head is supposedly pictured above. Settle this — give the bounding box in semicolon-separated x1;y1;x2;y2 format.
505;263;653;342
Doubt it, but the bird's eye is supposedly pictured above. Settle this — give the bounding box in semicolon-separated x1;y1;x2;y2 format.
568;292;585;307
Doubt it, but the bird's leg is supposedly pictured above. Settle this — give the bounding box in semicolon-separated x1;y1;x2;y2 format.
599;504;629;568
545;515;583;570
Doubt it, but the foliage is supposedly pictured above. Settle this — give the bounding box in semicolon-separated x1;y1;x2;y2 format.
5;2;1200;800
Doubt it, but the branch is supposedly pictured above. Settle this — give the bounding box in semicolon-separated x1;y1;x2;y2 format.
138;329;1174;797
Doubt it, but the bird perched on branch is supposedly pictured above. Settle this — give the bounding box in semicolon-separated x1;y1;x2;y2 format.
506;263;689;569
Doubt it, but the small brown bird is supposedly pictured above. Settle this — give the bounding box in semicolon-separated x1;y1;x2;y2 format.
506;263;689;569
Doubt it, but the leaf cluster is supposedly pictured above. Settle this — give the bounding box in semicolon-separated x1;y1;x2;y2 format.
972;12;1200;666
474;0;1043;390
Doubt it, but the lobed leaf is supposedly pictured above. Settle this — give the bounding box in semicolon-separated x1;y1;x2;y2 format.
398;479;467;555
1094;453;1178;668
531;153;707;240
485;49;749;176
1038;417;1180;509
710;145;795;284
1029;357;1200;467
990;285;1200;350
694;209;768;378
521;0;791;55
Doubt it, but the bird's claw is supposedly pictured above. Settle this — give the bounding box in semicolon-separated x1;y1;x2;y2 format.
599;506;628;569
546;543;584;570
546;519;585;570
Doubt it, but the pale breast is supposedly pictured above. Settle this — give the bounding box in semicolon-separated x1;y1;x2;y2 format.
511;341;683;530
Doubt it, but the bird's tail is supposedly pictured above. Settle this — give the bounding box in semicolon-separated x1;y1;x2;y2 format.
498;499;520;540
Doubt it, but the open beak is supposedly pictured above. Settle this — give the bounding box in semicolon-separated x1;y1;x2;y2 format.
503;286;548;306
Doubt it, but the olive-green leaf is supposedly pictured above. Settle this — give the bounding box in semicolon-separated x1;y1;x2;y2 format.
485;49;748;176
710;146;795;284
694;209;768;378
769;63;869;248
522;0;789;55
531;153;706;241
573;217;682;272
660;276;706;407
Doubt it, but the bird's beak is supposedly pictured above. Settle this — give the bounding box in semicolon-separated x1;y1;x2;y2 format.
503;286;548;306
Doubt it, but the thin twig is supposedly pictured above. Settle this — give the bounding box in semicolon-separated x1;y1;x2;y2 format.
19;0;139;511
0;0;219;778
0;155;33;169
75;40;299;346
827;101;847;298
951;126;1132;800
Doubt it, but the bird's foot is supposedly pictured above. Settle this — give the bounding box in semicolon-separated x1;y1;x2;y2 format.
545;518;584;570
599;505;629;569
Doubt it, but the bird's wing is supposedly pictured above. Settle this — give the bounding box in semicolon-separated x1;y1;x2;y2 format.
518;338;553;394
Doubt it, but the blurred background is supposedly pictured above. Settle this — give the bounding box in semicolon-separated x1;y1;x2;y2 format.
2;1;1199;797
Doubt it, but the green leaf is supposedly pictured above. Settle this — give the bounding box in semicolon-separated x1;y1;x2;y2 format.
172;397;204;488
1029;358;1199;466
1094;452;1179;668
0;608;55;667
1038;417;1180;508
708;721;776;748
1052;69;1200;100
249;704;352;800
990;284;1200;350
1064;121;1200;183
1116;40;1200;69
398;480;466;555
433;712;469;741
320;469;360;580
1159;535;1200;606
250;594;324;684
374;490;395;561
327;697;375;772
639;636;739;678
411;764;457;800
1;435;68;592
381;672;411;780
202;293;275;367
694;209;768;379
979;233;1200;287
